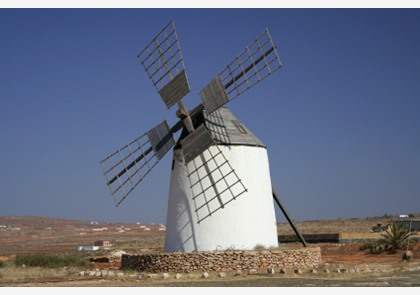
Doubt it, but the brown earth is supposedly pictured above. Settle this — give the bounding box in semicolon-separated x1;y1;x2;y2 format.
1;215;419;287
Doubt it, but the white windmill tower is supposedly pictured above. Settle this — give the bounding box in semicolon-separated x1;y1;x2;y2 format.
100;20;307;252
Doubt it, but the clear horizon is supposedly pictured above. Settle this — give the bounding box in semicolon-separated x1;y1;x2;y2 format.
2;212;419;225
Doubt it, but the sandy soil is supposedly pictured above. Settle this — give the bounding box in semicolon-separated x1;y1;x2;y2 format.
1;215;419;287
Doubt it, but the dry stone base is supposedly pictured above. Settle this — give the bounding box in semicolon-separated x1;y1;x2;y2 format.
121;247;321;273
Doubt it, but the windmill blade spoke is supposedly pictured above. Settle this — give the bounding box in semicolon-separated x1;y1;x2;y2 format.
100;120;174;207
185;145;248;224
181;124;215;164
147;120;176;160
138;20;190;109
99;134;156;206
199;76;229;115
157;70;190;110
200;28;282;114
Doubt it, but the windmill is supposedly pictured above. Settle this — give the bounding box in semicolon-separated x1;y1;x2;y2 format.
99;20;307;252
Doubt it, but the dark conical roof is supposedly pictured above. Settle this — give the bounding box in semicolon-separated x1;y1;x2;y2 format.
174;106;266;163
203;107;265;148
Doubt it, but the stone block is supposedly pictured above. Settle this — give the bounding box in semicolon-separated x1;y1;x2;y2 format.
145;273;157;279
162;273;170;279
101;270;109;277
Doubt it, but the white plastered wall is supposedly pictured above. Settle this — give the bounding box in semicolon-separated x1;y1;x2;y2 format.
164;145;278;252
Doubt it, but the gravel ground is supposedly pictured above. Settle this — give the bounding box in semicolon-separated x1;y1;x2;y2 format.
2;261;419;287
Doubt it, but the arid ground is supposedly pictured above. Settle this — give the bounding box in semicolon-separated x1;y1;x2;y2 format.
1;215;419;287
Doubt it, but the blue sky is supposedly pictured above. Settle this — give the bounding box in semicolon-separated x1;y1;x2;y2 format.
1;8;419;224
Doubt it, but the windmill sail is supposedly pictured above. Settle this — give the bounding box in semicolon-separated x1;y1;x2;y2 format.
138;20;190;109
99;121;175;206
147;120;176;160
200;28;283;114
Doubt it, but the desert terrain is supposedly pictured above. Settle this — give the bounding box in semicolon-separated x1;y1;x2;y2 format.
0;215;419;287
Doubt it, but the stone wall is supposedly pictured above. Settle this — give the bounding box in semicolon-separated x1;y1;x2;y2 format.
121;247;321;273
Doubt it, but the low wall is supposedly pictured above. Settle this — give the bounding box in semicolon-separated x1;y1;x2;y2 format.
279;232;420;244
278;233;340;243
121;247;321;273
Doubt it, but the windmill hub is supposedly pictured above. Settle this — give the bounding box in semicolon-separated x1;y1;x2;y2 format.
175;108;188;119
99;20;308;252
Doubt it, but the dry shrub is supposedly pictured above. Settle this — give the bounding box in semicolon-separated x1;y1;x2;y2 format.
0;263;70;281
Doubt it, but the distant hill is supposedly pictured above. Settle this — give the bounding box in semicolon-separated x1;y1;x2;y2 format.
1;214;418;234
0;216;112;230
0;215;168;230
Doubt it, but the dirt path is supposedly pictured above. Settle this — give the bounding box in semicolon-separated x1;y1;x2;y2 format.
3;261;419;287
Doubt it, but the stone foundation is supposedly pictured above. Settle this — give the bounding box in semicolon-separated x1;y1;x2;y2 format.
121;247;321;273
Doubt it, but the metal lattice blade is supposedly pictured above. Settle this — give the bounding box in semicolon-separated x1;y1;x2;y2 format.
138;20;190;109
186;145;248;224
147;120;175;160
99;121;174;206
181;124;215;164
200;28;283;114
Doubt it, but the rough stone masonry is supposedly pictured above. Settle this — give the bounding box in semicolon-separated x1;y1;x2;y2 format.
121;247;321;273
